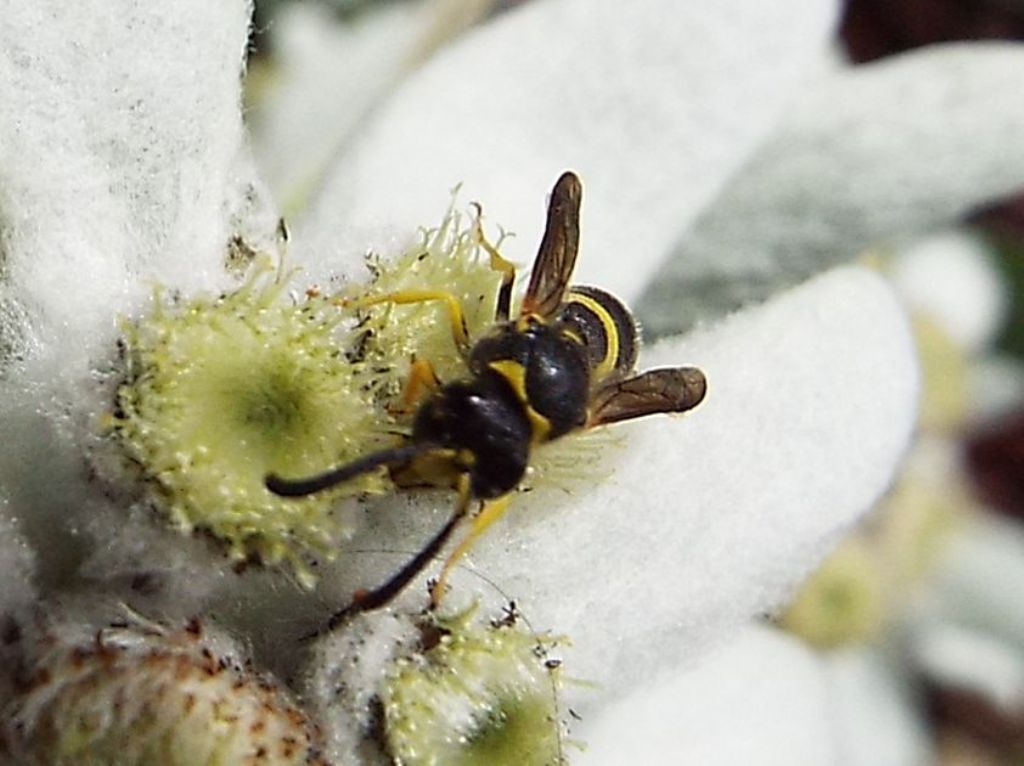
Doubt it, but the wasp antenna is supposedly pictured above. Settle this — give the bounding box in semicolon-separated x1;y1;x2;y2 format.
306;476;475;638
265;442;435;497
307;510;467;639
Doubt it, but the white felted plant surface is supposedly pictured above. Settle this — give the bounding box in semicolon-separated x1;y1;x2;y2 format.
1;0;1023;762
573;627;932;766
638;42;1024;335
577;625;835;765
889;228;1009;353
301;0;841;302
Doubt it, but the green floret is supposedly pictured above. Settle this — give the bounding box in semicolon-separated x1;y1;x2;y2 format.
345;202;507;390
380;608;569;766
113;261;391;588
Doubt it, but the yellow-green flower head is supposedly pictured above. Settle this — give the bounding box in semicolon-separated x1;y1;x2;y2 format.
380;607;569;766
111;259;393;588
343;202;505;389
874;441;966;589
778;536;888;650
912;315;969;434
1;613;328;766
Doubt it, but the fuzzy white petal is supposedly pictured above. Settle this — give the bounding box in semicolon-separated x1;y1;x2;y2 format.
0;0;255;367
0;0;263;591
910;622;1024;712
578;625;834;765
823;648;934;766
912;512;1024;653
890;229;1008;353
303;0;839;300
640;43;1024;334
339;265;918;695
250;2;440;210
969;354;1024;422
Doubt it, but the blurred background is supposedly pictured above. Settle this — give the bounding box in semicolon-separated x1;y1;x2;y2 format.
241;1;1024;762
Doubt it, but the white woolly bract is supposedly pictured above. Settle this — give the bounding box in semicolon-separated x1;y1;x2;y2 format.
890;229;1008;353
0;1;257;371
578;625;833;765
303;0;841;301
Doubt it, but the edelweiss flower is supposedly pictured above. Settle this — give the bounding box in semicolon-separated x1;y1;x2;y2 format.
1;0;1022;762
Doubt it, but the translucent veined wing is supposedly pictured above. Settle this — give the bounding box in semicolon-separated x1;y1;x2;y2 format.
521;171;582;318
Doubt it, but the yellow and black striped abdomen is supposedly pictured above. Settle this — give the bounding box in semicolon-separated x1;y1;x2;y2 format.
557;285;639;382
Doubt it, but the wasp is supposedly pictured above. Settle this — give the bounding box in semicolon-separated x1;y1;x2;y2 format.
266;172;706;626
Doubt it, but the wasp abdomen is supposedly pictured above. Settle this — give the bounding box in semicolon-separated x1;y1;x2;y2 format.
557;285;638;380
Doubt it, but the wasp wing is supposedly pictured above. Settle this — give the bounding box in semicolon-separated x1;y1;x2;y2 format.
521;171;583;319
588;367;707;427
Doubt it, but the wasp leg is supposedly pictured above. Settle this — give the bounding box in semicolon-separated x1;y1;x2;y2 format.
310;474;475;636
342;289;471;355
389;355;442;417
587;367;707;428
429;493;513;607
472;205;516;322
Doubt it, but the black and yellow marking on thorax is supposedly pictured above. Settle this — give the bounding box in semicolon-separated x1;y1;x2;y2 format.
486;358;553;444
469;316;591;444
557;285;638;382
